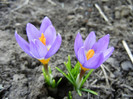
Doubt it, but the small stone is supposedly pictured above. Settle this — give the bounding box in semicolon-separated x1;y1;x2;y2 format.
121;61;133;71
121;7;130;17
13;74;25;82
114;71;122;77
67;15;75;20
115;11;121;19
80;27;86;32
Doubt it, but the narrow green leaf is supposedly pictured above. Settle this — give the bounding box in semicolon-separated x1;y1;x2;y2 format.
73;62;80;76
81;88;98;95
65;61;75;83
67;55;71;70
57;78;62;86
48;66;52;74
80;69;94;88
56;67;74;85
68;91;72;99
52;79;56;88
77;90;82;96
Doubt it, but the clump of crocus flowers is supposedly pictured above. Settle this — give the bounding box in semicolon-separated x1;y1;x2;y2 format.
15;17;62;88
15;16;114;96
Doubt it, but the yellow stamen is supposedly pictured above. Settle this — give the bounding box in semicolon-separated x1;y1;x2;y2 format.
39;33;46;45
80;49;95;71
39;58;50;65
86;49;94;60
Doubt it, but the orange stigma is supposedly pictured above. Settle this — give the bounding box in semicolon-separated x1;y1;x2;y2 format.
39;33;46;45
86;49;94;60
39;58;50;65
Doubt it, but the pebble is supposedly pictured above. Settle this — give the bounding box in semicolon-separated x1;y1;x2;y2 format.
67;15;75;20
80;27;86;32
121;61;133;71
115;10;121;19
121;8;130;17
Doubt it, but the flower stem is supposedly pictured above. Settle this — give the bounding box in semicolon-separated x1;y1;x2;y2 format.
43;64;48;75
79;69;86;80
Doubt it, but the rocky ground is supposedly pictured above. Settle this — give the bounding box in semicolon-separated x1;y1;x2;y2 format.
0;0;133;99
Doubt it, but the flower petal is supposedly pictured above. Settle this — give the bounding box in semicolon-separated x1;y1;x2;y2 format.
30;39;48;59
92;34;110;53
84;31;96;51
83;53;104;69
26;23;41;42
77;47;87;64
45;33;62;58
44;25;56;46
15;32;32;57
74;32;83;58
103;47;114;62
40;17;52;34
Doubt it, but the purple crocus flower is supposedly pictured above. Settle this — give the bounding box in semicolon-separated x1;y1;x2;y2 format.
15;17;62;65
74;31;114;71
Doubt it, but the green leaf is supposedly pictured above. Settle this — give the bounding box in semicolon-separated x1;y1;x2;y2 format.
67;55;71;70
52;79;56;88
72;62;80;78
65;62;75;84
77;90;82;96
68;91;72;99
56;67;74;85
80;69;94;88
48;66;52;74
81;88;98;95
57;78;62;86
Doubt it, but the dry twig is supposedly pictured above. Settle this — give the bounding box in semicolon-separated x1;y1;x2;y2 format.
122;40;133;64
95;4;111;25
47;0;56;6
121;84;133;91
101;64;110;87
11;0;29;12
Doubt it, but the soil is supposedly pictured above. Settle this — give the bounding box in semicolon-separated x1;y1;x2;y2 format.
0;0;133;99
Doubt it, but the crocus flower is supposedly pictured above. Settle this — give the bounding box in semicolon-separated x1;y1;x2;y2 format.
15;17;62;65
74;31;114;71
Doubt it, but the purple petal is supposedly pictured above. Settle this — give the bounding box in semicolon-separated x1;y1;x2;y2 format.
83;53;104;69
45;34;62;58
15;32;32;57
44;25;56;46
74;32;83;58
92;34;110;53
30;39;48;59
26;23;41;42
77;47;87;64
40;17;52;34
84;31;96;51
103;47;114;62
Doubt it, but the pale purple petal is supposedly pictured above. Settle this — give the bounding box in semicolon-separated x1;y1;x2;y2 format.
30;39;48;59
26;23;41;42
83;53;104;69
74;32;83;58
77;47;87;65
92;34;110;53
84;31;96;51
40;17;52;34
44;25;56;46
103;47;114;62
45;34;62;58
15;32;32;57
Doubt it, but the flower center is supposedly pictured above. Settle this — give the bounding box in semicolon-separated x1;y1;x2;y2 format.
86;49;94;60
39;33;46;45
